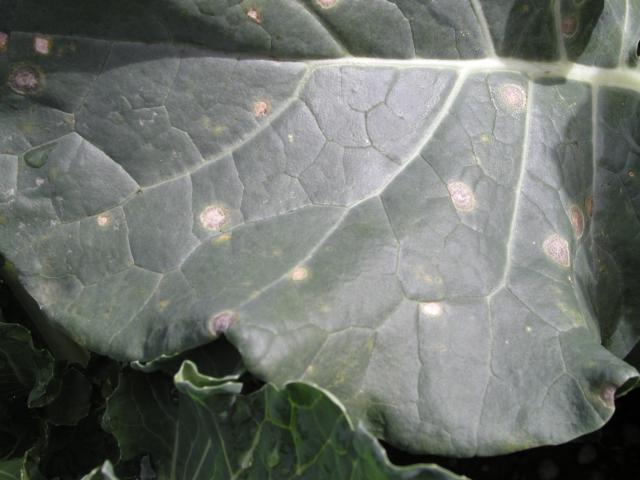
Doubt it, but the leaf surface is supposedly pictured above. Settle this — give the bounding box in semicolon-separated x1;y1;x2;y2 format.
1;0;640;455
105;361;462;479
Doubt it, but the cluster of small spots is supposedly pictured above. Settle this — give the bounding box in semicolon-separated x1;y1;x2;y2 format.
96;214;110;227
290;266;309;282
0;32;7;52
253;100;270;118
420;302;443;318
600;384;617;408
495;83;527;113
246;7;262;24
316;0;337;8
447;181;475;212
34;35;51;55
543;233;570;267
561;15;579;38
569;205;584;239
8;66;41;95
585;195;593;217
209;311;236;336
199;205;226;231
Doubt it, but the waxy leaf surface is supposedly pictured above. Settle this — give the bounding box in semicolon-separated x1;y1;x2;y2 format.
1;0;640;455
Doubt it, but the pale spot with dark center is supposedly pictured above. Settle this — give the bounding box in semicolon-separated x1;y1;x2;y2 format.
290;266;309;282
420;302;443;318
200;206;226;231
495;83;527;113
34;35;51;55
209;311;236;336
246;8;262;24
8;66;41;95
543;234;570;267
447;182;475;212
569;205;584;239
253;100;270;118
316;0;337;7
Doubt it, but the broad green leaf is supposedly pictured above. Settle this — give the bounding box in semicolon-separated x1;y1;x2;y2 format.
105;361;462;479
1;0;640;456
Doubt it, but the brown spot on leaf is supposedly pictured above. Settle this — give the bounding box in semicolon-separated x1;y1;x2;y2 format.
0;32;8;52
628;170;636;178
8;66;41;95
246;7;262;24
200;206;226;231
601;384;616;408
209;311;236;336
495;83;527;113
561;15;579;38
34;35;51;55
290;266;309;282
569;205;584;239
585;195;593;217
253;100;270;118
96;215;110;227
447;182;475;212
543;234;570;267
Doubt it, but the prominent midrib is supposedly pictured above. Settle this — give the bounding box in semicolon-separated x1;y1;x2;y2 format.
307;57;640;91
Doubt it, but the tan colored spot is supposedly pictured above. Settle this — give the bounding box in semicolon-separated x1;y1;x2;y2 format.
495;83;527;113
447;181;475;212
287;134;294;143
0;32;8;52
561;15;579;38
479;133;491;144
585;195;593;217
200;206;226;231
543;233;570;267
601;384;616;408
34;35;51;55
209;311;236;336
246;8;262;24
157;299;170;312
290;266;309;282
316;0;337;7
96;215;110;227
420;302;443;318
253;100;270;118
569;205;584;239
525;325;533;333
8;66;40;95
629;170;636;178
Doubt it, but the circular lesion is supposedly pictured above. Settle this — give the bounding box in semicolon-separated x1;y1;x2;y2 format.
7;64;42;95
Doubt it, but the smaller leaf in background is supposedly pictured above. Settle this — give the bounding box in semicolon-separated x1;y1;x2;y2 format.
43;366;92;426
105;360;464;479
131;337;244;379
0;323;56;407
